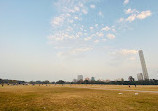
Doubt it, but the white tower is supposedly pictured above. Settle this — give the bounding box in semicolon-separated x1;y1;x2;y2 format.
138;50;149;80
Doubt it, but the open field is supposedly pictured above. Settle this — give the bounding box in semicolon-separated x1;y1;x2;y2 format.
64;84;158;91
0;85;158;111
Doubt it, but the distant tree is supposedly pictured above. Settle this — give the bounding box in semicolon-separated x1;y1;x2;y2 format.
128;76;135;82
56;80;65;84
43;80;50;84
84;80;89;84
0;79;2;84
29;81;35;84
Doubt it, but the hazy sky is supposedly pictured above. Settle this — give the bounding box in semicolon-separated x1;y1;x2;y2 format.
0;0;158;81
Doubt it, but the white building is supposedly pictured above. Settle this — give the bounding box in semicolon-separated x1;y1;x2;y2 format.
137;73;143;81
91;77;95;81
73;79;77;82
77;75;83;81
138;50;149;80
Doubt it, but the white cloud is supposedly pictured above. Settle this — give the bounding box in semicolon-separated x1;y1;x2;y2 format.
119;18;125;22
112;28;116;32
123;0;129;5
82;9;88;14
74;16;79;20
79;3;83;7
74;6;80;12
48;34;64;41
125;9;132;14
66;26;73;32
106;34;115;39
120;49;137;55
137;10;152;19
126;14;137;22
90;4;95;8
48;32;76;41
125;10;152;22
84;37;91;41
76;32;83;38
51;16;64;26
97;32;104;37
68;19;74;23
102;26;110;31
89;27;94;30
125;9;138;14
67;9;75;13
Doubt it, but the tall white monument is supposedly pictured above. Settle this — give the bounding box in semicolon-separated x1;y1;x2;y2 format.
138;50;149;80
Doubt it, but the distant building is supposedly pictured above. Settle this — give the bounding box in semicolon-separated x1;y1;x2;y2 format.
128;76;135;82
85;77;90;81
115;78;124;81
73;79;77;82
77;75;83;81
137;73;143;81
91;77;95;81
139;50;149;80
105;79;111;83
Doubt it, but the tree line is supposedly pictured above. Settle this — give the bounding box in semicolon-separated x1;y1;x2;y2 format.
0;78;158;85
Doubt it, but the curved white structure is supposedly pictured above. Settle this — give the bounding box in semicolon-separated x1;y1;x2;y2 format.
138;50;149;80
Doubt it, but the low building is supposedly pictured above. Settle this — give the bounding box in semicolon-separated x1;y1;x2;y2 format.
137;73;143;81
73;79;77;82
91;77;95;81
77;75;83;81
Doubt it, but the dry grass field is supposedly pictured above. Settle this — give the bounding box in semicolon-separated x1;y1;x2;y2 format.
66;84;158;91
0;85;158;111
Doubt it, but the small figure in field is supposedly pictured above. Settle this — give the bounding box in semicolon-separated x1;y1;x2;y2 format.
128;85;130;88
2;84;4;87
135;84;137;87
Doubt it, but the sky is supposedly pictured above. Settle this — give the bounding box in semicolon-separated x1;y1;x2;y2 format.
0;0;158;81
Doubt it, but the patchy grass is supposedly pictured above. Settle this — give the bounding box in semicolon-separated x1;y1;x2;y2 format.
0;85;158;111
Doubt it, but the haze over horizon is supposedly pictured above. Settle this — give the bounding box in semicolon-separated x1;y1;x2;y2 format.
0;0;158;81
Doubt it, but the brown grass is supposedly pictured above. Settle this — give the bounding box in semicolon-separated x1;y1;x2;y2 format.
0;85;158;111
64;84;158;91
